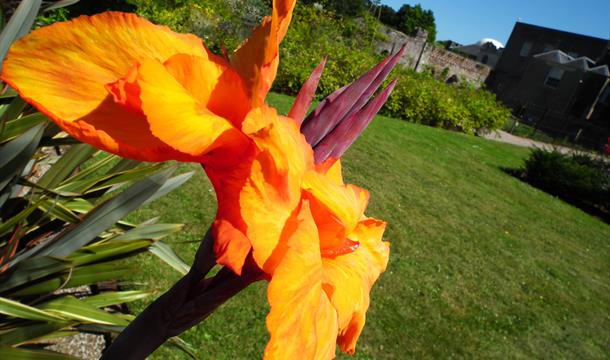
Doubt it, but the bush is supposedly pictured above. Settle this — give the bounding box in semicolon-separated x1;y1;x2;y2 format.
274;4;381;97
522;149;609;216
381;69;510;133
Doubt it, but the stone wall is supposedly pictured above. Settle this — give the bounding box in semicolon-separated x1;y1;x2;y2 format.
420;46;491;85
377;25;491;86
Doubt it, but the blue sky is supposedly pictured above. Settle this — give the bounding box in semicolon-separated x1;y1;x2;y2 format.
380;0;610;46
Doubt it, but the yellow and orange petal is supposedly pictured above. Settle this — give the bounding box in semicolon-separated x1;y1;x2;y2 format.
231;0;296;107
321;219;389;354
302;169;370;253
208;106;313;274
1;12;221;162
265;200;337;360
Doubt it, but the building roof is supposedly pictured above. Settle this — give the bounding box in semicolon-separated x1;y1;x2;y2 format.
534;50;610;77
476;38;505;49
589;65;610;76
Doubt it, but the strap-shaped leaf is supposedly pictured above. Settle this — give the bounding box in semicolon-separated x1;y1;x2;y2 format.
5;168;176;265
0;322;70;346
0;296;65;322
148;241;190;275
0;123;44;193
0;346;77;360
69;239;153;267
0;0;42;70
115;224;183;241
0;257;72;294
0;111;46;143
10;262;133;297
81;290;152;308
43;0;80;12
36;144;97;189
39;295;129;326
0;96;26;122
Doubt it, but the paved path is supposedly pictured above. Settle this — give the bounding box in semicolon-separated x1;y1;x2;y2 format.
482;130;580;155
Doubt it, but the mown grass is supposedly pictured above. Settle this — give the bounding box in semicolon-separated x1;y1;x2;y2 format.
128;93;610;359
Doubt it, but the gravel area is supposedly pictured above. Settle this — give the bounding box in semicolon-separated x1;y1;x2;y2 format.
46;333;106;360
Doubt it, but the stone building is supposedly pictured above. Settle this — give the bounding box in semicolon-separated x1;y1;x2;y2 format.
486;22;609;147
453;38;504;68
376;26;491;86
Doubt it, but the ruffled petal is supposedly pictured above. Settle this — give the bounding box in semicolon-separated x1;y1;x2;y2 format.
163;54;250;126
264;201;337;360
207;106;312;273
231;0;296;106
130;59;250;163
302;170;369;252
321;218;389;354
1;12;210;161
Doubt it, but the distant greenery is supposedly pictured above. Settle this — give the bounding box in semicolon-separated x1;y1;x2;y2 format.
520;149;609;221
376;3;437;42
381;69;510;134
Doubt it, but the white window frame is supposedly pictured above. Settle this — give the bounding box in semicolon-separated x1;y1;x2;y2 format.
544;67;564;88
520;41;533;57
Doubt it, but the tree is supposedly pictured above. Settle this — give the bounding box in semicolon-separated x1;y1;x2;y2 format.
396;4;436;42
378;4;399;27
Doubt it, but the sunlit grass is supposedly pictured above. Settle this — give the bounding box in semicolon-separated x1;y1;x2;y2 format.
128;93;610;359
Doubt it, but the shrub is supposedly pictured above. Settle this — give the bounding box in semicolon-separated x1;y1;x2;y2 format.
381;69;510;133
522;149;609;216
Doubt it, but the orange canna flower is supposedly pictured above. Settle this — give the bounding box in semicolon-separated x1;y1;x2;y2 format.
1;1;392;357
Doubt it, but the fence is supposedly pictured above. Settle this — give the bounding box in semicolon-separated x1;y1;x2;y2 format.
504;103;609;151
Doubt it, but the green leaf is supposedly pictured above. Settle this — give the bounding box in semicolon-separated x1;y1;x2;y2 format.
0;88;17;99
165;336;198;359
10;262;133;297
39;295;129;326
115;224;183;241
107;158;140;173
0;96;26;122
0;123;44;193
0;110;46;143
69;240;153;267
0;322;70;346
36;144;97;189
44;0;81;12
0;257;72;294
0;346;77;360
0;199;44;238
143;171;195;205
84;164;163;193
56;152;117;184
37;198;81;224
39;168;176;258
0;296;65;322
148;242;190;275
81;290;152;308
0;0;42;69
61;198;93;213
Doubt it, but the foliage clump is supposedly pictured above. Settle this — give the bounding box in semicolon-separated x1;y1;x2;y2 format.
521;149;609;220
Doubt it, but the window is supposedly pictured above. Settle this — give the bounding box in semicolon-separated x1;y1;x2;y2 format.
543;44;554;53
520;41;533;57
481;55;489;64
544;67;564;88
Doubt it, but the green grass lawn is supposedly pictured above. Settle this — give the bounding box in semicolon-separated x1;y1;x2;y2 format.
128;93;610;359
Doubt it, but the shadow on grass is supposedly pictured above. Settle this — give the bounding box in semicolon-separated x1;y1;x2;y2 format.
501;167;610;224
